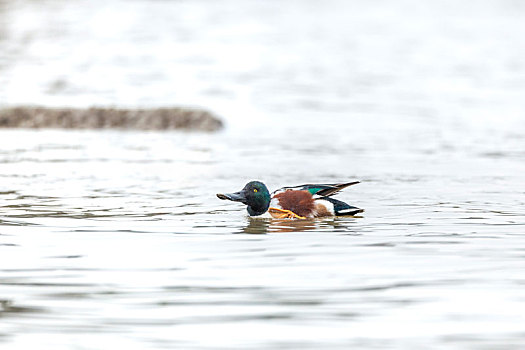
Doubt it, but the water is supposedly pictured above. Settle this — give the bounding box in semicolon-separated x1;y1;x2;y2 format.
1;0;525;349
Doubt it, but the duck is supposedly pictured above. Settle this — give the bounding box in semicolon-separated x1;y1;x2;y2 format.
217;181;363;219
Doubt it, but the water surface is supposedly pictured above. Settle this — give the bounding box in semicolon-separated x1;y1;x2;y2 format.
1;0;525;349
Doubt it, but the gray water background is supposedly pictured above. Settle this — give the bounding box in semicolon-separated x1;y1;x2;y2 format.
1;0;525;349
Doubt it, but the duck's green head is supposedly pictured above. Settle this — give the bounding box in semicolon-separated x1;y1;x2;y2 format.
217;181;271;216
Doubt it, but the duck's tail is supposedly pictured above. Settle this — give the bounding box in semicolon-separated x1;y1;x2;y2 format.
323;197;364;216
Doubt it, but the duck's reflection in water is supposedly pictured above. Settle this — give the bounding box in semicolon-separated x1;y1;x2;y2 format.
240;216;362;234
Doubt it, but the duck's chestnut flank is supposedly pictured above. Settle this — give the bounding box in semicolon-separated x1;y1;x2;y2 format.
274;190;315;218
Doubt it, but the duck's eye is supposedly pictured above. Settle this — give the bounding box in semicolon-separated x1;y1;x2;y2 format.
253;189;258;193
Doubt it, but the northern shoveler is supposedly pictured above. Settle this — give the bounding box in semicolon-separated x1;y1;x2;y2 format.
217;181;363;219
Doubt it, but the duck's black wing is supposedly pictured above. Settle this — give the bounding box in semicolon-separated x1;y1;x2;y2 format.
273;181;360;197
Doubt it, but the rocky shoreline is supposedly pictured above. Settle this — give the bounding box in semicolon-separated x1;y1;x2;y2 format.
0;107;223;131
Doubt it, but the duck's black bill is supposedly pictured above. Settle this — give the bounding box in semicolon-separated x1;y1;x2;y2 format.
216;191;247;203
